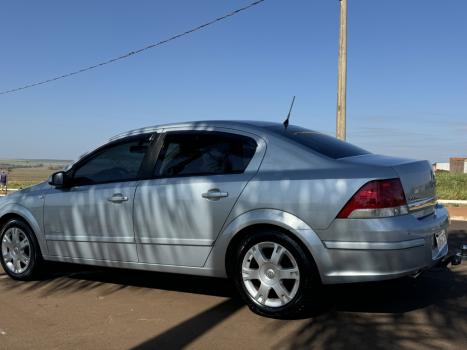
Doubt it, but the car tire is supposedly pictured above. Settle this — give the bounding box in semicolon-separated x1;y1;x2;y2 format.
232;228;319;318
0;219;43;280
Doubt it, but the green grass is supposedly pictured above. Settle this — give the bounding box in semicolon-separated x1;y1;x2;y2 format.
436;172;467;200
2;159;466;200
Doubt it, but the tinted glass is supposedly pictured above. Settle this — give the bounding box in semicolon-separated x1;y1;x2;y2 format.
267;125;369;159
73;137;150;185
154;132;257;177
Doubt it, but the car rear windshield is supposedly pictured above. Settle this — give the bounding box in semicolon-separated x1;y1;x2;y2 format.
266;125;370;159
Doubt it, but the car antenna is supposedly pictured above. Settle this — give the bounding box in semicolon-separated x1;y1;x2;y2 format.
283;96;295;129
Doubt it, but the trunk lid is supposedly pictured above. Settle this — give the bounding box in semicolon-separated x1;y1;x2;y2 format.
342;154;437;217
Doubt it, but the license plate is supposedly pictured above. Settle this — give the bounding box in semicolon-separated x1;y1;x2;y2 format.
435;230;447;249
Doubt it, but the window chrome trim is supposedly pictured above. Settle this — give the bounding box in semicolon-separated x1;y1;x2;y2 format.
150;127;266;180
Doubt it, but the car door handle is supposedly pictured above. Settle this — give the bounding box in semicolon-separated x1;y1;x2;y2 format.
202;189;229;201
107;194;129;203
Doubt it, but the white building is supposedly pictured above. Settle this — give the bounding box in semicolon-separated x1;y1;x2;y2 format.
432;162;450;172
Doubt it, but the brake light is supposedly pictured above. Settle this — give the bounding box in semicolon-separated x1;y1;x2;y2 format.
337;178;408;219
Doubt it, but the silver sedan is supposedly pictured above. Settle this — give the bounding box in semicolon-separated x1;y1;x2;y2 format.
0;121;450;317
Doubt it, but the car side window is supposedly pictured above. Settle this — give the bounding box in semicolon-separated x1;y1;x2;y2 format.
73;136;151;186
154;132;257;178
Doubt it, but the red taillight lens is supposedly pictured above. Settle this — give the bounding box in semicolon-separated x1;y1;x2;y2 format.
337;178;407;219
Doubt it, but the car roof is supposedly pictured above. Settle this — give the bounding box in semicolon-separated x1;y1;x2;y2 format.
108;120;284;142
67;120;286;169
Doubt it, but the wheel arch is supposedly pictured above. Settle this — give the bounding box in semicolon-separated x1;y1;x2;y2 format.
0;205;47;257
207;209;328;281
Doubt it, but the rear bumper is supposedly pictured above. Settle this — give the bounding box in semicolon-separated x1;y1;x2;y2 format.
313;205;450;284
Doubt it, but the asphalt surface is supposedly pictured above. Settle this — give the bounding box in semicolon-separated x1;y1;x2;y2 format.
1;222;466;350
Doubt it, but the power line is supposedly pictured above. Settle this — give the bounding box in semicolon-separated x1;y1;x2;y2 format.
0;0;266;96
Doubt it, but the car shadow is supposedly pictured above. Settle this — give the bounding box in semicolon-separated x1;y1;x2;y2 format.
131;298;244;350
268;226;467;349
1;229;465;313
0;261;236;298
1;226;466;349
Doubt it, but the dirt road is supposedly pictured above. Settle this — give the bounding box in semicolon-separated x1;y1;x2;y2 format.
1;222;466;350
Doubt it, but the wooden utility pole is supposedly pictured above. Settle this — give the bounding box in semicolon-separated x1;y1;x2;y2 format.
336;0;348;140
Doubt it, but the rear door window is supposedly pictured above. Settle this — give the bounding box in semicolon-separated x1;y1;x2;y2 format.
154;131;257;178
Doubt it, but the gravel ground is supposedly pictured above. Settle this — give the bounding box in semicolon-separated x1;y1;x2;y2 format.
0;222;466;350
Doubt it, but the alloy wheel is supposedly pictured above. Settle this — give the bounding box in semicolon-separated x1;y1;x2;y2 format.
241;241;300;308
1;227;31;274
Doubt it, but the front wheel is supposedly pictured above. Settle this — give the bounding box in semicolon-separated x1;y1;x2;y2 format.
232;229;318;318
0;219;43;280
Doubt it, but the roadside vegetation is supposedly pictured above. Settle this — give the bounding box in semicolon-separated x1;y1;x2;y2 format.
436;172;467;200
1;159;466;200
0;159;69;189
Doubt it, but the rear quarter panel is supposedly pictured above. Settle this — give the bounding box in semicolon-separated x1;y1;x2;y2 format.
225;137;400;231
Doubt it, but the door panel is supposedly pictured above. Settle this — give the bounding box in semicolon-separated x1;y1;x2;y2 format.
46;242;137;261
134;175;250;266
137;244;213;267
44;182;139;261
43;134;153;262
134;129;265;267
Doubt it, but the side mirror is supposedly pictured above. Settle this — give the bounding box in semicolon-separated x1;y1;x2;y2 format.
48;171;69;188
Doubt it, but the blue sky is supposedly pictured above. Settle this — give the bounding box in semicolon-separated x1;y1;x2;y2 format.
0;0;466;162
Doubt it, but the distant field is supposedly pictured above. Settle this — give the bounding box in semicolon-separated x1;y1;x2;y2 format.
436;172;467;200
1;159;466;200
0;159;70;189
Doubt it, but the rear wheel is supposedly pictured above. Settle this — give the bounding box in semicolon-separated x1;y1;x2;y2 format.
232;228;317;318
0;219;43;280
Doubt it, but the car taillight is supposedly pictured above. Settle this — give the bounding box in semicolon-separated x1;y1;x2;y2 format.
337;178;408;219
